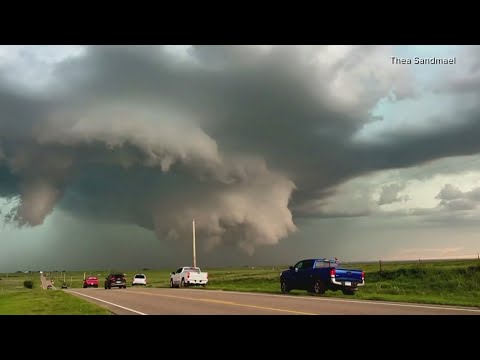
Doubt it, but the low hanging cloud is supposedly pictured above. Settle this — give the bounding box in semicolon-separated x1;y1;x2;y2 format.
1;45;480;254
377;183;410;206
435;184;480;211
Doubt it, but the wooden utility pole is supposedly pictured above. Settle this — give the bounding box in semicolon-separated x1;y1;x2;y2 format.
192;219;196;268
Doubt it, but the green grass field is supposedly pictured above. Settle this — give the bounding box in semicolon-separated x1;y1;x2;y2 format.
46;258;480;308
0;273;111;315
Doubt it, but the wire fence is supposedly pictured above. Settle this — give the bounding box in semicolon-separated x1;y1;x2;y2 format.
0;273;37;291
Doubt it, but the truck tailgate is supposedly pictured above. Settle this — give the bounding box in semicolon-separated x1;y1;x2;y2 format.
187;273;207;281
333;268;363;282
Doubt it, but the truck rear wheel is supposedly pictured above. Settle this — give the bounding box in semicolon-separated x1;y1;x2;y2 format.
312;280;325;295
280;281;290;293
180;278;185;288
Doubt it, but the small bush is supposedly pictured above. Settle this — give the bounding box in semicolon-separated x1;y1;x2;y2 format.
23;280;34;289
467;265;480;273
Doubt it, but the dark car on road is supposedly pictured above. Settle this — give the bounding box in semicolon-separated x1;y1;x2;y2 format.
104;273;127;289
280;258;364;295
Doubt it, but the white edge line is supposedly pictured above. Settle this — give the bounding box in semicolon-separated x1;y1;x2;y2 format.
68;291;147;315
175;288;480;313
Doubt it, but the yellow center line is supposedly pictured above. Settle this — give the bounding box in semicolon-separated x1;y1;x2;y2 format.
132;290;317;315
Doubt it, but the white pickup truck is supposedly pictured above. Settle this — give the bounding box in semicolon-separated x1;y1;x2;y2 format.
170;267;208;288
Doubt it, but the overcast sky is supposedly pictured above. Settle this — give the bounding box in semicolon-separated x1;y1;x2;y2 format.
1;45;479;272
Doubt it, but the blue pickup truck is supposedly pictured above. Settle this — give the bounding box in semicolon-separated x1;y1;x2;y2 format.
280;258;364;295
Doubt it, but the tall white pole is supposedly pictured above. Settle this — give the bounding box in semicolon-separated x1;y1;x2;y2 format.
192;219;196;268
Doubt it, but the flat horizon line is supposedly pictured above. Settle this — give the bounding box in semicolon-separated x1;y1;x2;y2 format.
5;256;479;273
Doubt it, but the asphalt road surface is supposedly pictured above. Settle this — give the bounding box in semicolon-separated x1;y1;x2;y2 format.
40;274;55;290
66;287;480;315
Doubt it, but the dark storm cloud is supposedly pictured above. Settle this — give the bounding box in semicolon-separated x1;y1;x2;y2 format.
301;209;372;219
1;45;479;254
349;106;480;181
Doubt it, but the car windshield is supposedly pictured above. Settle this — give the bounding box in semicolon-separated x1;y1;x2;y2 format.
134;275;145;278
87;277;97;280
184;267;200;273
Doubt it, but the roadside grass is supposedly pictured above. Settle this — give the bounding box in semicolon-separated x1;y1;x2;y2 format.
0;273;111;315
40;258;480;308
350;260;480;307
0;289;111;315
0;272;37;291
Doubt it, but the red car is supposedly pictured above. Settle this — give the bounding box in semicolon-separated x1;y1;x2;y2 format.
83;276;99;288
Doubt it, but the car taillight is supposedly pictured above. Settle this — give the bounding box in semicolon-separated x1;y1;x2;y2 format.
362;271;365;280
330;268;336;277
187;272;190;278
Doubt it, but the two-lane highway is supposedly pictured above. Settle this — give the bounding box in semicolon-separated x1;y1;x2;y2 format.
40;274;54;290
66;287;480;315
